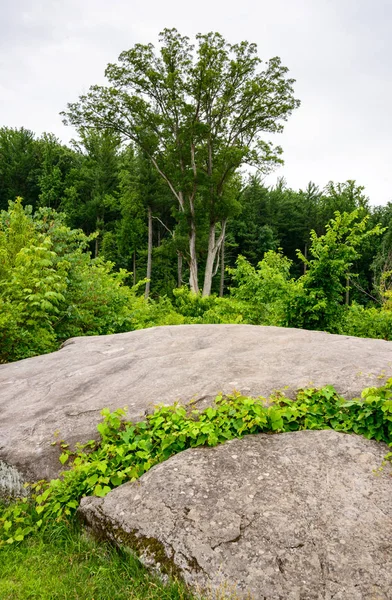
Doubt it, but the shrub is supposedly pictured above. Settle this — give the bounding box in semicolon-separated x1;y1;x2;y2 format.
0;200;67;360
228;251;301;326
0;200;149;362
171;287;244;324
292;211;384;332
341;302;392;340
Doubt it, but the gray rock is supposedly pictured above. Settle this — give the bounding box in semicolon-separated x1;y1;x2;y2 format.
0;325;391;486
79;430;392;600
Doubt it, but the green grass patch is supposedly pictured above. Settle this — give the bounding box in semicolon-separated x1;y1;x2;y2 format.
0;518;194;600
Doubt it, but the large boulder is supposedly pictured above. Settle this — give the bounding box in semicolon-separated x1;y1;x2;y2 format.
0;325;391;485
79;430;392;600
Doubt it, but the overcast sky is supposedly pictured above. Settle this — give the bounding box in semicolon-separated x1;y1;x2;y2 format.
1;0;391;205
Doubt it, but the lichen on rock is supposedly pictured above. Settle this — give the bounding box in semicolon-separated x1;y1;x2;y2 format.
0;460;27;499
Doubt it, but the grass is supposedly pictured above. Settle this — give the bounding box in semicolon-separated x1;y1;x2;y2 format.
0;519;195;600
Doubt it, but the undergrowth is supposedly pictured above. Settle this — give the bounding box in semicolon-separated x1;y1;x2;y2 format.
1;380;392;547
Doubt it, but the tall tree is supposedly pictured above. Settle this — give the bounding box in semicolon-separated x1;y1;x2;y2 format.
294;211;384;331
0;127;41;210
317;180;370;232
63;28;300;295
37;133;82;210
69;129;121;254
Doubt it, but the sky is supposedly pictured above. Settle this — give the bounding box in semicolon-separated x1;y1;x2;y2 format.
1;0;391;205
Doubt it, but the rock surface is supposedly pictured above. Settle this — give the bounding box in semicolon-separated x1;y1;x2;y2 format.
79;430;392;600
0;325;391;484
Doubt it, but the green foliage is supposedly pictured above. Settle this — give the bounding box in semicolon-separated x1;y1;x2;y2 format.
1;380;391;546
0;519;194;600
170;287;243;323
226;209;390;337
0;199;67;360
0;128;41;211
292;211;384;331
0;199;148;362
229;178;380;289
341;302;392;340
37;133;78;211
63;29;300;294
317;181;370;229
1;199;391;363
64;129;122;250
228;251;301;326
130;288;244;329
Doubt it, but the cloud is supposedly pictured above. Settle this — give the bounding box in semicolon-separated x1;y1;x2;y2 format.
1;0;391;204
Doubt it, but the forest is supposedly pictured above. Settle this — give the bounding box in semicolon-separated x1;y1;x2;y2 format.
1;29;391;364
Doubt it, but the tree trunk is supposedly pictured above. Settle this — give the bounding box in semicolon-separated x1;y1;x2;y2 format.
188;200;199;293
94;215;100;258
144;206;152;299
219;232;225;297
133;250;136;287
94;235;99;258
345;274;350;305
202;219;227;297
177;251;183;288
203;224;217;297
95;216;103;258
303;244;308;274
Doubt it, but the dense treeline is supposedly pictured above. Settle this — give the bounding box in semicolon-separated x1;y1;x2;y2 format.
1;124;391;364
1;125;391;298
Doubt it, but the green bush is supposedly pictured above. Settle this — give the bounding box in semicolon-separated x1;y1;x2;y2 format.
171;287;244;324
131;289;244;330
0;200;150;362
291;211;384;332
226;212;389;338
341;302;392;340
227;251;301;326
0;200;67;360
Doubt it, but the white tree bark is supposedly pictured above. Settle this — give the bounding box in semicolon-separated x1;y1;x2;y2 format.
177;251;183;288
189;221;199;293
144;205;153;299
202;219;227;297
219;232;225;297
188;197;199;293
